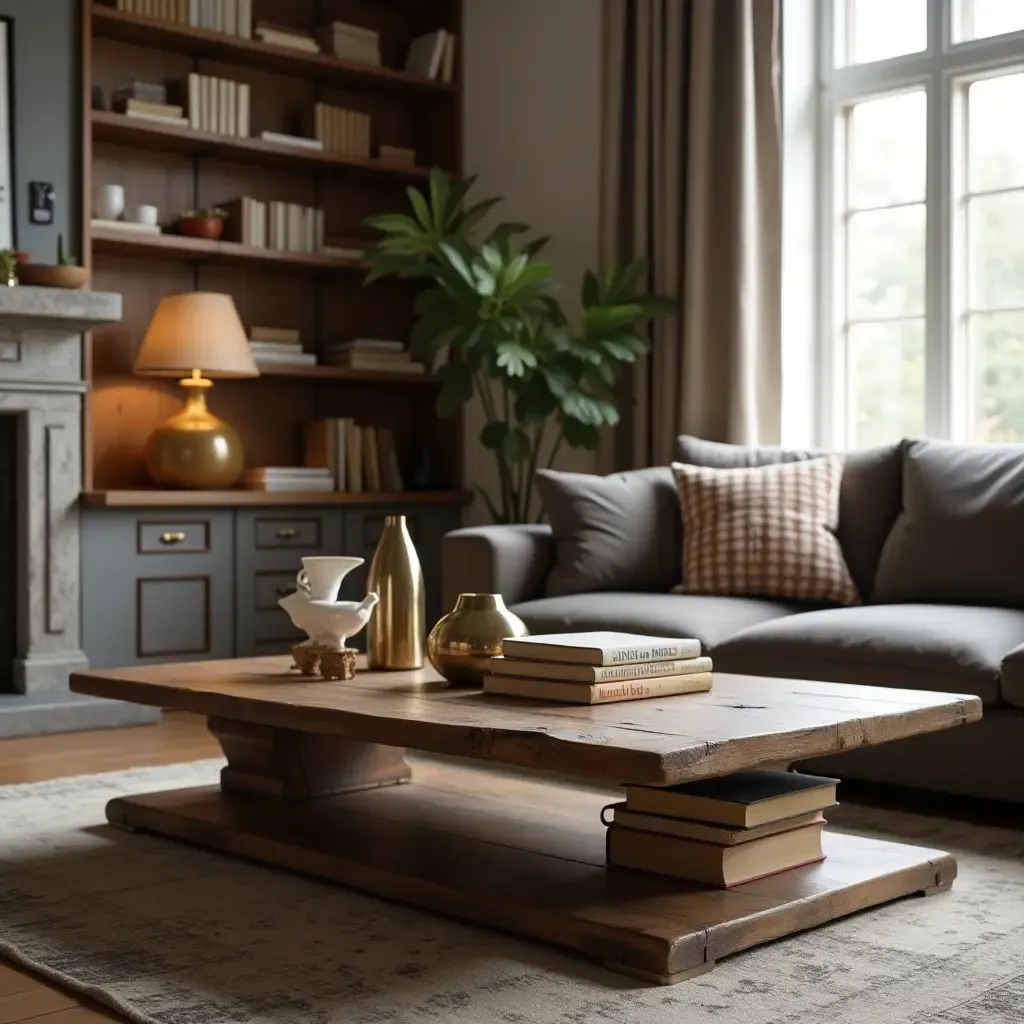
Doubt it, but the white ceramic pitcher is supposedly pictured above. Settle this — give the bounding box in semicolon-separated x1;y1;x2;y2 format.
296;556;364;602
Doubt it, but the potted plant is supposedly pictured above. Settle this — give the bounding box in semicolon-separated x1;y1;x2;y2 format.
174;207;228;240
363;169;674;523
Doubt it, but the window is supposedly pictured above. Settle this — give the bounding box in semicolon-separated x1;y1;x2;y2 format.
805;0;1024;447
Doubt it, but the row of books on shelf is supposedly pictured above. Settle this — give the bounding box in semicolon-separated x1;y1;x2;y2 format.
114;0;252;37
305;103;371;159
111;0;455;84
248;326;315;368
225;198;326;254
303;419;405;493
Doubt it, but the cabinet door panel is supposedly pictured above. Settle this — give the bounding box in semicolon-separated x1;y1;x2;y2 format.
82;509;234;669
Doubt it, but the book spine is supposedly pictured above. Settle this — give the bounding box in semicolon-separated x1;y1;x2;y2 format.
238;83;250;137
601;641;701;665
587;674;712;703
225;0;236;35
590;658;711;682
238;0;252;38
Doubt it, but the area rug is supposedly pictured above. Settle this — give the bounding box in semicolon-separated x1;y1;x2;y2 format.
2;761;1023;1024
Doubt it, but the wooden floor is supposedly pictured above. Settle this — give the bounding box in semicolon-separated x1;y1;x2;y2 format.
0;712;219;1023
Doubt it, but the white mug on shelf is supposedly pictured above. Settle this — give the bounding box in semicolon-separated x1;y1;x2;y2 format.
97;184;125;221
134;204;159;227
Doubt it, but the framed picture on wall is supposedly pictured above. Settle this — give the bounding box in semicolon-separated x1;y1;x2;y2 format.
0;17;14;250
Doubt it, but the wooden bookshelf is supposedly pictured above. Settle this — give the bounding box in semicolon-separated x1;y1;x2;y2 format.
91;223;370;274
81;489;471;508
92;111;434;181
84;0;463;502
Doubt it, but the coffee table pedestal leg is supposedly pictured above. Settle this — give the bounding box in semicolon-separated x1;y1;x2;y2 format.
208;717;411;802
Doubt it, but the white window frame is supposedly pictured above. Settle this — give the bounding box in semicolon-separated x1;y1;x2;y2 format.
787;0;1024;448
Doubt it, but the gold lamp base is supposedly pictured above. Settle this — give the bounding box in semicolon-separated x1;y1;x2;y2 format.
144;371;244;489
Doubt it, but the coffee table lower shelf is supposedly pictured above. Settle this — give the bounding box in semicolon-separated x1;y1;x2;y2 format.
106;757;956;985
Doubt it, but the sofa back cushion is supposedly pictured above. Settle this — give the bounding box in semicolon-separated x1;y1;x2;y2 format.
535;466;681;597
675;435;902;601
873;439;1024;607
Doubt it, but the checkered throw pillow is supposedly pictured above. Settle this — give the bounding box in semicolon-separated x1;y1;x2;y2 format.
671;456;860;605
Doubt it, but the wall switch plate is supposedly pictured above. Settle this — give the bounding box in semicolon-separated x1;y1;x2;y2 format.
29;182;55;225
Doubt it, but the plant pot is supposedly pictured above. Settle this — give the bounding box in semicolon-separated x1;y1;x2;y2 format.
16;264;91;289
175;216;224;240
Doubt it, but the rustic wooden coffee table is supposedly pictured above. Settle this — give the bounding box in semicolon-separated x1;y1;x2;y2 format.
71;657;981;984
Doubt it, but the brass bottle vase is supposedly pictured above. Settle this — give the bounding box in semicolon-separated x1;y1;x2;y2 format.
366;514;425;670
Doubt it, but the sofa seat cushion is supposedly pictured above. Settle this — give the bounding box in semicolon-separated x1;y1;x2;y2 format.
715;604;1024;705
1001;643;1024;709
509;592;807;653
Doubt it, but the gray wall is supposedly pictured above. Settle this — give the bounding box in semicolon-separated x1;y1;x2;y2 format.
0;0;79;262
462;0;604;522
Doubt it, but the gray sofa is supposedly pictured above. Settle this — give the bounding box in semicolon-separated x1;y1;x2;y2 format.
442;436;1024;804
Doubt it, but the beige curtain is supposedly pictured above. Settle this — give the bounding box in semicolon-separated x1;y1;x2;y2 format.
601;0;782;468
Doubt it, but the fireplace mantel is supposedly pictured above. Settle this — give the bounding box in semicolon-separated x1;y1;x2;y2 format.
0;284;157;736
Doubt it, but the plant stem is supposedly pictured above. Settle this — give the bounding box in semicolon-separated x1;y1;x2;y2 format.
546;431;564;470
475;371;517;521
524;421;544;521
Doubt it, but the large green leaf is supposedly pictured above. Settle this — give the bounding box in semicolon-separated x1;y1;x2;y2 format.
581;270;602;307
503;427;531;463
583;304;645;336
364;212;423;236
561;417;600;449
444;174;479;227
439;243;475;288
496;341;537;377
406;187;433;231
428;167;450;232
480;420;509;450
609;257;649;302
458;196;502;235
435;360;474;417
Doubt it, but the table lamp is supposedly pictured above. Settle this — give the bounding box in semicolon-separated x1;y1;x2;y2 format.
134;292;259;489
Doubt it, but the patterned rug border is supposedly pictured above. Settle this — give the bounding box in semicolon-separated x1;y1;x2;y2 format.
1;761;228;1024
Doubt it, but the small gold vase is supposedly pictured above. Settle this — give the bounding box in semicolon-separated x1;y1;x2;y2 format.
366;514;425;670
427;593;529;686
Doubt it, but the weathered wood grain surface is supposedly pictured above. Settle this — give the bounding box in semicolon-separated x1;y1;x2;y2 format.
73;656;982;785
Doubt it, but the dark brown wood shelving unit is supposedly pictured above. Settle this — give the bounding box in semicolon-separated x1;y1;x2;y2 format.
84;0;463;501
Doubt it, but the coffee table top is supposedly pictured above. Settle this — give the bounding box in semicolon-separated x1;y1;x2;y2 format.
71;656;982;786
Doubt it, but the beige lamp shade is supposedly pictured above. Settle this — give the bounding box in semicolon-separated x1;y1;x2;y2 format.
134;292;259;378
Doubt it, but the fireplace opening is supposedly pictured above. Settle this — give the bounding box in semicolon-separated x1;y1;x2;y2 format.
0;414;15;693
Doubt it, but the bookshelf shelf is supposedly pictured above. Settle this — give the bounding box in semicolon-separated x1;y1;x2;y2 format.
92;5;458;98
92;112;437;181
81;489;471;508
91;224;370;275
255;364;439;386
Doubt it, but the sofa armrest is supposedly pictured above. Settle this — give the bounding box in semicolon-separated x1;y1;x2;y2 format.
442;525;555;611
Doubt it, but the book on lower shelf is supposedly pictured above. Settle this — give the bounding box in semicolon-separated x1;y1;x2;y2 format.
623;770;839;829
239;467;334;492
605;769;838;886
606;820;825;888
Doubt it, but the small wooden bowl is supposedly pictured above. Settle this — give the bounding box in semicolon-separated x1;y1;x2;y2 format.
16;264;90;289
175;215;224;240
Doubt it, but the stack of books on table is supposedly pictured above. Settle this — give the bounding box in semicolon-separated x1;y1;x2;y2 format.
483;632;712;705
248;326;315;367
304;419;404;493
239;467;333;492
324;339;424;375
606;769;837;887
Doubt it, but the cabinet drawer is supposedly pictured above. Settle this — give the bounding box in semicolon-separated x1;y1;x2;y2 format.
254;516;322;549
253;570;300;611
137;520;211;554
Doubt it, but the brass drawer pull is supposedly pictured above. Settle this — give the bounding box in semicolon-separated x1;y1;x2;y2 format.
160;531;187;545
276;527;298;539
276;585;296;597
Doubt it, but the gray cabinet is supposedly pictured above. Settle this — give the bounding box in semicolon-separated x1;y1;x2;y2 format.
81;509;235;669
234;509;342;656
81;502;464;668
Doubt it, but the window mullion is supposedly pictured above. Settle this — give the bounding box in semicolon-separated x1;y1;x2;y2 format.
925;0;952;437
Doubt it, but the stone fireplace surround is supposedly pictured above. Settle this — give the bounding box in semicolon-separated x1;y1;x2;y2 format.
0;286;157;737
